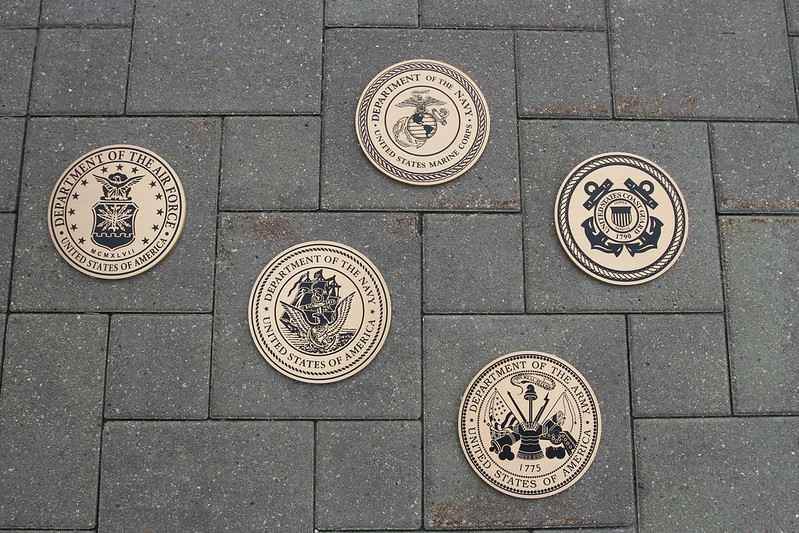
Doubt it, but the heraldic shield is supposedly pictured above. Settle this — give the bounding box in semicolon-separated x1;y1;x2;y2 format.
90;171;143;250
92;200;138;250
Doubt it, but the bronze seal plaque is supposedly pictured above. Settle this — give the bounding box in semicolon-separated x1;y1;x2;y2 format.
248;241;391;384
356;59;490;186
48;145;186;279
459;351;601;499
555;152;687;285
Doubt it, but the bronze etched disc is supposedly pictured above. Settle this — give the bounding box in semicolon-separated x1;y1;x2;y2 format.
459;351;602;499
47;145;186;279
554;152;688;285
248;241;392;384
356;59;490;186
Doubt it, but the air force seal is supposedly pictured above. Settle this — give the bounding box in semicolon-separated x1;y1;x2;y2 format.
459;352;601;499
47;145;186;279
555;153;687;285
248;241;391;384
356;59;490;186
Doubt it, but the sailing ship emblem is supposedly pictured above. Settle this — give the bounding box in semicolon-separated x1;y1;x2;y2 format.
392;90;449;149
91;172;142;250
279;269;356;354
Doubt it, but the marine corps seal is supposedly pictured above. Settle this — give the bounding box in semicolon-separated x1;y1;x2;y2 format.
356;59;490;186
248;241;391;384
47;145;186;279
554;152;687;285
459;351;601;499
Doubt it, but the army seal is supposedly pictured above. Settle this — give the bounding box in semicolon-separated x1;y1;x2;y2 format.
356;59;490;186
459;351;601;499
248;241;391;384
555;152;687;285
47;145;186;279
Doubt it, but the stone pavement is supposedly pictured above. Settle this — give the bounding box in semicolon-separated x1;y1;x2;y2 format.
0;1;797;532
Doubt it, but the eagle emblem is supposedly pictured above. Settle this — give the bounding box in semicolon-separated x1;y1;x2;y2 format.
91;172;143;250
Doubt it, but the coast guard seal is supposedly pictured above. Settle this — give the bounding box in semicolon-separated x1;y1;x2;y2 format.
47;145;186;279
459;351;601;499
248;241;391;384
555;152;687;285
356;59;490;186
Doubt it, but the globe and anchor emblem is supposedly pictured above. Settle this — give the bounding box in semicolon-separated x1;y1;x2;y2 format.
392;90;450;149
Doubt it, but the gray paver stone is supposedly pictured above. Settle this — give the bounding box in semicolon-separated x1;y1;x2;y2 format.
636;417;799;533
0;313;107;529
326;0;418;27
220;117;320;211
516;31;611;117
30;29;129;115
322;28;519;211
0;213;13;309
521;120;723;312
316;421;422;529
98;421;314;533
610;0;796;119
711;122;799;213
424;315;634;529
629;314;730;417
423;213;524;312
420;0;605;29
105;314;212;419
40;0;133;25
127;0;322;114
11;117;220;312
0;30;36;115
720;216;799;414
0;1;39;26
0;117;24;211
211;212;421;418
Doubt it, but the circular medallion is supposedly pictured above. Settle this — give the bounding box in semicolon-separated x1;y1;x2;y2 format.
458;351;601;499
554;152;688;285
47;145;186;279
356;59;490;186
248;241;392;384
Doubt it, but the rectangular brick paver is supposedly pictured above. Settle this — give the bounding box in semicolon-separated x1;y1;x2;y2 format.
720;216;799;414
424;315;634;529
0;117;24;211
212;212;421;418
316;421;422;530
40;0;133;25
636;417;799;533
220;117;320;211
322;28;519;211
128;0;323;114
0;213;13;309
31;28;129;115
711;123;799;213
516;31;611;118
0;1;39;26
420;0;605;29
610;0;797;119
99;421;314;532
0;30;36;115
105;314;212;419
521;120;723;313
629;314;731;417
0;314;107;529
12;117;220;312
423;213;524;313
326;0;418;27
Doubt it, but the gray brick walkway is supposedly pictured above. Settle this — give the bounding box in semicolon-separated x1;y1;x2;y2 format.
0;1;797;532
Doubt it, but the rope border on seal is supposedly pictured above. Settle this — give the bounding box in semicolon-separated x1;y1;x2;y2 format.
557;155;686;283
357;61;489;184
